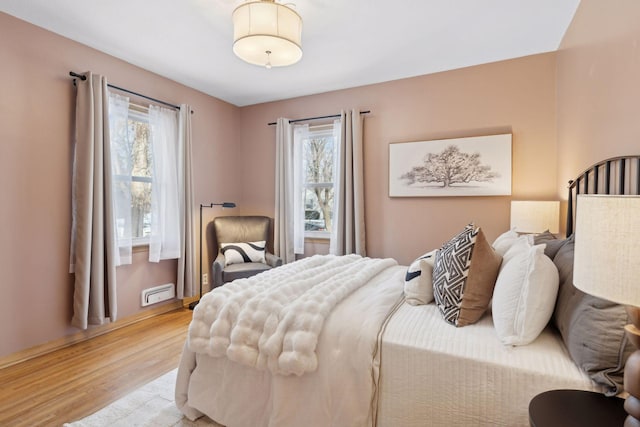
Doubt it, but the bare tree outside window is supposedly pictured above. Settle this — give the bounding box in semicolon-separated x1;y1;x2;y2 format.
303;131;335;233
400;145;499;188
111;108;153;242
129;120;152;238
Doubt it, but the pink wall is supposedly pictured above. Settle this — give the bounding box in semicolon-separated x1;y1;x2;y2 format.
4;0;637;360
0;12;241;358
238;54;559;265
556;0;640;196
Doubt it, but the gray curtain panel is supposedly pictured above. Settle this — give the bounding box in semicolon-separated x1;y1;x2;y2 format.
330;109;366;256
176;104;196;298
274;117;296;263
69;72;118;329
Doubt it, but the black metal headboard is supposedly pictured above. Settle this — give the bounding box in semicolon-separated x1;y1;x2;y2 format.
566;155;640;237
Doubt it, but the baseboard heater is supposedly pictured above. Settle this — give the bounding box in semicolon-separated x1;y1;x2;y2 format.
141;283;175;307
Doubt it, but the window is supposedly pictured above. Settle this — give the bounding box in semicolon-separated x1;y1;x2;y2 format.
109;98;153;247
300;124;337;238
108;92;183;264
126;107;153;244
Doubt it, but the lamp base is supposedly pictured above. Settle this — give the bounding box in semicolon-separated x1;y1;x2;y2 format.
625;395;640;427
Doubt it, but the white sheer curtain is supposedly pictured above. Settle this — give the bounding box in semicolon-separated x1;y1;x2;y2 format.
330;109;366;256
69;72;118;329
274;118;297;263
107;93;133;265
148;105;181;262
292;124;307;254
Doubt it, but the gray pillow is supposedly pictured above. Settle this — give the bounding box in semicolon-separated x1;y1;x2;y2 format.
533;230;556;244
543;239;568;260
552;236;633;395
533;230;566;260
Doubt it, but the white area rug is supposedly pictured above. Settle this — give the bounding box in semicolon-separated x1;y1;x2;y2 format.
64;369;222;427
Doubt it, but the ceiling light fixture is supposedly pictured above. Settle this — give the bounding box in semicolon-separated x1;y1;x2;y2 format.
232;0;302;68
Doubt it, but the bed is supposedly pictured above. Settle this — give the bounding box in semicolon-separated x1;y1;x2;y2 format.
175;156;638;426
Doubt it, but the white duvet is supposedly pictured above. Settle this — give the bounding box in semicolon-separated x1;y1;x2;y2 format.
188;254;397;376
177;258;405;426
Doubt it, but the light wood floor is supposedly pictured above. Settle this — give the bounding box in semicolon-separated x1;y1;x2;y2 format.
0;308;194;427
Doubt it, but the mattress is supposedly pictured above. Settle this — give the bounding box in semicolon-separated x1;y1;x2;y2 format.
376;303;601;426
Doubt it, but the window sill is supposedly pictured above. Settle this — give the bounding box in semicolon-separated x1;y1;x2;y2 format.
132;244;149;253
304;236;330;243
305;230;330;239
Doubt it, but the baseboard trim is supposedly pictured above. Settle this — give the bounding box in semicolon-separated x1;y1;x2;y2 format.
0;300;185;370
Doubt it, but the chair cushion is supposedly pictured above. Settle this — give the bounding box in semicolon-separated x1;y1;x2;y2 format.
221;241;266;266
222;262;272;283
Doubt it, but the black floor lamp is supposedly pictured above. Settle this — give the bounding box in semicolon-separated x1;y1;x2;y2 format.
189;202;236;310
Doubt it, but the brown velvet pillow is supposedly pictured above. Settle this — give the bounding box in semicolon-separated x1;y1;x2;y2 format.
433;224;503;327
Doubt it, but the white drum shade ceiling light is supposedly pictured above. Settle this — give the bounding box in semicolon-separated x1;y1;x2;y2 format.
232;0;302;68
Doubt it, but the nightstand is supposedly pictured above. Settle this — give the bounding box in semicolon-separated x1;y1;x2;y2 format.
529;389;627;427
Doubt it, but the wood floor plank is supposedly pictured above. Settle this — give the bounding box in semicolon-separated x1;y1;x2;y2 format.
0;308;193;427
0;308;190;384
0;317;189;414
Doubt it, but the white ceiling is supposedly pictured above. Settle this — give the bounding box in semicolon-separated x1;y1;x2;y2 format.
0;0;580;107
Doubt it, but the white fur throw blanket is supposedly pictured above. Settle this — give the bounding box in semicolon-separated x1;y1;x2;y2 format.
188;254;397;376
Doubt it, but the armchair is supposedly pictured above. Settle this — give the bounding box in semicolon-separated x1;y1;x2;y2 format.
211;216;282;288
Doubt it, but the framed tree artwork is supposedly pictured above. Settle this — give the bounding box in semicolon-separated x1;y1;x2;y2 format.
389;134;512;197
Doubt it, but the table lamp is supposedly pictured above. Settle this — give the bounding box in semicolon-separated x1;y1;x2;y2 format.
510;201;560;234
573;194;640;425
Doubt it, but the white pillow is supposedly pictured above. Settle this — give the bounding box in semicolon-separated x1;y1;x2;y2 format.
500;235;532;266
492;242;559;346
492;228;520;256
221;240;266;266
404;250;437;305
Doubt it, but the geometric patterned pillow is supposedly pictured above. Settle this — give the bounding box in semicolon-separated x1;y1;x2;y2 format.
220;240;266;266
433;224;502;327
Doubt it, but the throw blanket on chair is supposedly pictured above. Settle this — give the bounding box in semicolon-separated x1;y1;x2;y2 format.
188;254;397;376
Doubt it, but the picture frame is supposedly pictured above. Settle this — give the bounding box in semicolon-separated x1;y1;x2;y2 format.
389;134;512;197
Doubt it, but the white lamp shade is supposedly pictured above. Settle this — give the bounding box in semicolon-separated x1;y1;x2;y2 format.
510;201;560;234
573;195;640;307
232;1;302;67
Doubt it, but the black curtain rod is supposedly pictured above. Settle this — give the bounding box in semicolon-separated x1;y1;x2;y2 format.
69;71;192;113
267;110;370;126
